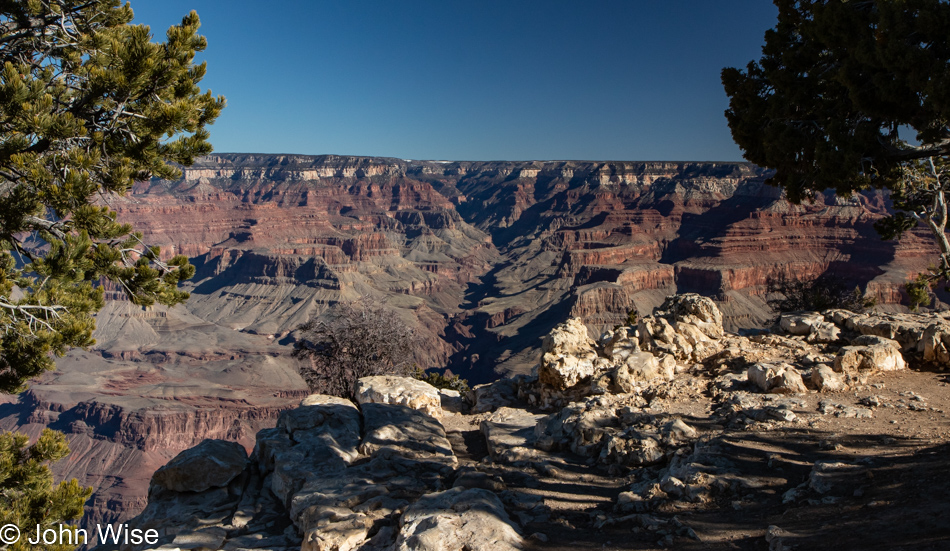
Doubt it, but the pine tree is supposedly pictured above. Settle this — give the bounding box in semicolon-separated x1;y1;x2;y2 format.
0;429;92;551
0;0;224;534
722;0;950;292
0;0;224;392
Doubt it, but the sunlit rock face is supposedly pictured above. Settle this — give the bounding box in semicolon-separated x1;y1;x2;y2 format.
111;155;938;381
3;154;941;534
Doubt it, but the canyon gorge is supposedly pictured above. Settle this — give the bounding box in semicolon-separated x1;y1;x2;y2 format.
0;154;941;533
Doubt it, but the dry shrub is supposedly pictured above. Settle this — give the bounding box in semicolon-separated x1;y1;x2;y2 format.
293;298;418;399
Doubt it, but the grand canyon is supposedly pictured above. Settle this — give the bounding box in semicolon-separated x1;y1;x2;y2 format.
0;153;942;534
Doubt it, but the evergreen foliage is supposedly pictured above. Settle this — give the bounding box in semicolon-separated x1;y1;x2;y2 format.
904;271;935;311
411;367;470;394
0;0;223;393
722;1;950;298
0;429;92;551
0;0;223;531
625;308;638;326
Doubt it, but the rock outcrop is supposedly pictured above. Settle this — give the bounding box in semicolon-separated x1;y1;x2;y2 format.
6;154;948;532
537;318;600;391
119;297;950;551
638;293;724;362
0;300;308;535
355;376;444;419
125;376;519;551
151;440;248;493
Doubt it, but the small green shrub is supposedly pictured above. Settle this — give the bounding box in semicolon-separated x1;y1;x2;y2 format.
903;271;947;311
626;308;639;326
412;367;470;394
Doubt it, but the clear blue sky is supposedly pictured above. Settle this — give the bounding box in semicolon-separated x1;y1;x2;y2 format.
131;1;778;162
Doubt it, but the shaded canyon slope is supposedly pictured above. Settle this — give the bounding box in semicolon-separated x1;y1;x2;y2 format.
117;155;938;382
0;154;940;530
0;300;308;534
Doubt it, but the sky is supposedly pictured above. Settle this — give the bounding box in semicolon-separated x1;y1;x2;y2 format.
131;1;779;162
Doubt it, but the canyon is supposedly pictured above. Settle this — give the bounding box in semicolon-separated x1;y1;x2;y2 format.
0;154;941;532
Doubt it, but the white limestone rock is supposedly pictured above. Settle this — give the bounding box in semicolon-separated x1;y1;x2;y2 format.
394;487;523;551
538;318;598;390
356;375;443;419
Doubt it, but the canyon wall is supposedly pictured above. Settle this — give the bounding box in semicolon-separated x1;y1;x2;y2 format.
114;155;934;382
0;154;940;531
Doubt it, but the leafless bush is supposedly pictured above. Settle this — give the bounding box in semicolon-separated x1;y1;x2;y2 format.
292;299;418;399
765;271;875;315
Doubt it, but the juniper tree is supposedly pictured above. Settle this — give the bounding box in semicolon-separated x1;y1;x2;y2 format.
0;0;223;392
722;0;950;302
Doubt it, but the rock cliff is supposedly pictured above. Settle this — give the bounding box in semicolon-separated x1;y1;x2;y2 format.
115;296;950;551
0;301;309;536
4;154;945;534
108;155;940;382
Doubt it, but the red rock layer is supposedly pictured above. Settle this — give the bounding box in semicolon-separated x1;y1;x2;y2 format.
6;155;944;532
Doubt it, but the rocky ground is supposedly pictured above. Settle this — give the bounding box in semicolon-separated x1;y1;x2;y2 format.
118;295;950;551
445;368;950;551
30;154;943;533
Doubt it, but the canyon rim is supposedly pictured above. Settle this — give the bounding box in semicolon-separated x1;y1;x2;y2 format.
1;153;943;539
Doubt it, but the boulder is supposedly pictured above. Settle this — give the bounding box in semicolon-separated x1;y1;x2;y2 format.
394;487;523;551
610;352;668;393
662;293;724;337
747;363;808;394
834;342;905;373
600;429;665;467
301;516;374;551
280;395;362;462
810;365;846;392
151;439;248;493
355;375;443;418
538;318;598;390
638;294;725;362
807;321;841;343
481;407;546;464
779;312;824;336
439;388;465;414
359;403;457;466
602;326;640;363
468;377;519;414
534;401;619;457
778;311;841;342
267;395;364;507
920;324;950;364
663;418;698;445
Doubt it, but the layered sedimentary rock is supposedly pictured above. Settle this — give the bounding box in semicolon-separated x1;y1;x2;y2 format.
434;160;938;378
115;154;499;369
0;301;309;537
4;155;945;533
101;155;941;381
121;300;950;551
